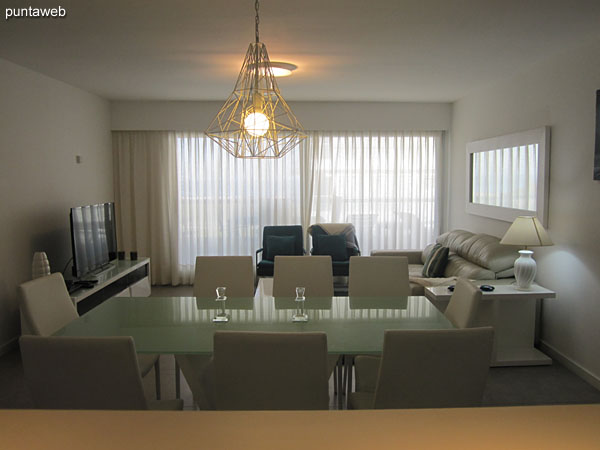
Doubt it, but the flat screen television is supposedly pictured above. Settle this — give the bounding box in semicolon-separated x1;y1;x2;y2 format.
70;202;118;279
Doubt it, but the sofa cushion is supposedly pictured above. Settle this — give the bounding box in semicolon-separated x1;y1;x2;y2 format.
314;235;348;261
422;244;449;277
265;235;296;260
437;229;518;274
443;254;495;279
437;230;474;253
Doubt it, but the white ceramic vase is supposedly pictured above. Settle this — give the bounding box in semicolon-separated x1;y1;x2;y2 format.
514;250;536;290
31;252;51;279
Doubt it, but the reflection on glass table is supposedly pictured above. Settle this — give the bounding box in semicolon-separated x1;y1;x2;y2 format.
55;294;453;355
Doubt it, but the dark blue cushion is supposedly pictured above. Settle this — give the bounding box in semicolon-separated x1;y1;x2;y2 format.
265;235;295;260
314;234;348;261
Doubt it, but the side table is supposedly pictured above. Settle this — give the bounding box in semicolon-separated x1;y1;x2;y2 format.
424;282;556;367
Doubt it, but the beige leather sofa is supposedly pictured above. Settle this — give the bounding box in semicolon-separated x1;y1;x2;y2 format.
371;229;518;295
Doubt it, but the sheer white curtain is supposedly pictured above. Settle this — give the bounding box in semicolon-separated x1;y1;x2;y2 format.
303;131;441;254
113;130;442;284
176;132;301;283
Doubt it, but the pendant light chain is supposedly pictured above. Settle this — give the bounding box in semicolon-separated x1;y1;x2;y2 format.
255;0;260;44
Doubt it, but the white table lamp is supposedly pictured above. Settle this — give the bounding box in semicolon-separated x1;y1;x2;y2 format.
500;216;553;290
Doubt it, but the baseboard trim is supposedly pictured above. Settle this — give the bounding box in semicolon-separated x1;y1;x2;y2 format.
539;340;600;391
0;336;18;357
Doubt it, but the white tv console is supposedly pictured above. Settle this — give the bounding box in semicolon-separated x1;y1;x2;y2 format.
70;257;151;314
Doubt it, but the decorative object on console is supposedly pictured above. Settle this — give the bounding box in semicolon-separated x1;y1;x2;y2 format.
500;216;553;290
31;252;51;279
205;0;305;158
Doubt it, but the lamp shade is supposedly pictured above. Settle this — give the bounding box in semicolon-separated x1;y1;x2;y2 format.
500;216;553;247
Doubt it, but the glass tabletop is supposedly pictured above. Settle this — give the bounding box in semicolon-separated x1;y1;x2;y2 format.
55;295;454;355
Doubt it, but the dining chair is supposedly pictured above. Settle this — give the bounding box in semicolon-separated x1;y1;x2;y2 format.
345;255;411;400
256;225;305;277
348;256;411;296
176;256;255;409
18;273;162;399
207;331;329;410
193;256;255;297
349;327;494;409
271;255;340;402
272;255;334;297
444;277;482;328
20;335;182;410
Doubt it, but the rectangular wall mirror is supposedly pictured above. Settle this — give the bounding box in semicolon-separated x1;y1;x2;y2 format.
466;127;550;226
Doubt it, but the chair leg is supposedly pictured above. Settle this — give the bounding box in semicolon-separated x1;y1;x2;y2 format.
175;359;181;399
154;357;161;400
333;364;338;395
337;356;344;409
346;355;354;397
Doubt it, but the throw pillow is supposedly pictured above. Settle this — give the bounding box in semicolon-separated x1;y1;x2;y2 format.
314;234;348;261
422;243;449;277
265;235;296;261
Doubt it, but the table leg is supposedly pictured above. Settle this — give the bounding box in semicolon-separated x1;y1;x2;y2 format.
337;356;344;409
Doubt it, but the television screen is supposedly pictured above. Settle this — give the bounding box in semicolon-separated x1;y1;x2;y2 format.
70;202;117;279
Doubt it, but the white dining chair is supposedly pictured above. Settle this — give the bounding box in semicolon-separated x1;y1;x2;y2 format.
207;331;329;410
349;327;494;409
176;256;256;409
272;255;334;297
348;256;411;297
444;277;482;328
192;256;255;297
18;273;162;399
20;335;182;410
271;255;340;401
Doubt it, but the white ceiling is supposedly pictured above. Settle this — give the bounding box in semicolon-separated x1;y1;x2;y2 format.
1;0;600;102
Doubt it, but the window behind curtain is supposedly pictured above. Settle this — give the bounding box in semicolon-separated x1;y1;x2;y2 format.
307;132;441;253
176;132;301;281
176;131;442;281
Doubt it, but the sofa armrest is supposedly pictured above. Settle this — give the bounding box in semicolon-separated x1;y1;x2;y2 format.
370;249;423;264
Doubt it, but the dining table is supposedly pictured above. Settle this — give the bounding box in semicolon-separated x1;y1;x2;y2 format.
55;288;455;408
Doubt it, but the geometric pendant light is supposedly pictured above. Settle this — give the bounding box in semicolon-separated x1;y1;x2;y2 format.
205;0;306;158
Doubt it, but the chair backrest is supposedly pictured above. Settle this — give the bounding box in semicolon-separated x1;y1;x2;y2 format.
373;327;494;409
193;256;255;298
20;335;148;410
19;273;79;336
444;278;482;328
348;256;411;297
272;256;334;297
213;331;329;410
309;223;360;259
261;225;304;260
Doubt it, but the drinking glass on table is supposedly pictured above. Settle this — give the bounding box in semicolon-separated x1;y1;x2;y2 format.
292;286;308;322
213;286;229;322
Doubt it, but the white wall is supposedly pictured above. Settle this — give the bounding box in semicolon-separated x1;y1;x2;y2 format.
0;58;113;352
110;101;452;132
450;36;600;384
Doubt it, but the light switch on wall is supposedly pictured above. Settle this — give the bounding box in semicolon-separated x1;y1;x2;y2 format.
76;155;82;164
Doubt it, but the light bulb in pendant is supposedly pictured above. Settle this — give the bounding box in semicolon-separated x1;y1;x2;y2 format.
244;111;270;137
